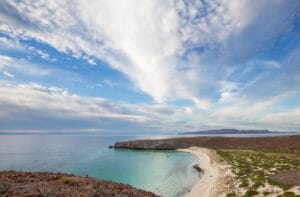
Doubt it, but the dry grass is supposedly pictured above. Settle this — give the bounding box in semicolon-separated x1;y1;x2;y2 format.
59;176;80;186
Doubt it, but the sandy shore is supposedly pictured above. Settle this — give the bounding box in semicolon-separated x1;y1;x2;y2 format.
179;147;227;197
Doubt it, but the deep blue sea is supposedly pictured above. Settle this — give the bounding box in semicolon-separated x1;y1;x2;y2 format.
0;134;199;197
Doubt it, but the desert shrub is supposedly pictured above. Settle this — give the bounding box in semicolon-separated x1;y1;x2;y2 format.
226;192;237;197
239;179;249;188
93;184;106;195
61;177;79;186
252;180;264;189
243;189;258;197
40;188;52;197
0;182;10;194
268;178;292;190
217;149;300;197
263;191;270;195
280;191;297;197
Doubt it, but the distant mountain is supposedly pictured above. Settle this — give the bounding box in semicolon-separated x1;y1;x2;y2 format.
178;129;297;135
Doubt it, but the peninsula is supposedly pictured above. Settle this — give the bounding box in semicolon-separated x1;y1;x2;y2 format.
114;135;300;197
178;129;297;135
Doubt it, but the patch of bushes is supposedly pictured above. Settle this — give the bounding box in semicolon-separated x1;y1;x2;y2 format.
0;182;10;194
226;192;237;197
278;191;299;197
243;189;258;197
60;177;80;186
268;178;292;191
263;191;270;195
217;149;300;195
40;187;53;197
239;179;249;188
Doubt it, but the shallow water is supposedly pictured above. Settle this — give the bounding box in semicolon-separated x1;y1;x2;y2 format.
0;135;199;197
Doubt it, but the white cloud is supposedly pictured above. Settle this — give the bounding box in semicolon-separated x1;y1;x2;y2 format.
259;108;300;130
26;46;57;62
185;107;193;116
1;0;298;109
0;0;299;131
103;79;116;88
0;36;24;51
0;81;299;132
83;55;96;66
219;91;236;104
0;82;208;132
2;70;14;78
87;59;96;66
0;55;81;83
0;54;51;76
0;82;148;130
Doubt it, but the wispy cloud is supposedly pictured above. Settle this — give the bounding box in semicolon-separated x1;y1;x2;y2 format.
0;55;51;76
0;0;299;132
0;82;299;132
2;70;14;78
0;83;147;131
26;46;57;62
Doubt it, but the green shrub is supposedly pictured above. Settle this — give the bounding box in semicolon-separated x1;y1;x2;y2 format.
268;178;292;190
239;179;249;187
252;180;264;189
226;192;237;197
281;192;296;197
0;182;10;194
243;189;259;197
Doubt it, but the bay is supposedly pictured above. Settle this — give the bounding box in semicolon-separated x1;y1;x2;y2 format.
0;134;199;197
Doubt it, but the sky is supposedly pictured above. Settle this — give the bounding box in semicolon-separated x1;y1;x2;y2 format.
0;0;300;133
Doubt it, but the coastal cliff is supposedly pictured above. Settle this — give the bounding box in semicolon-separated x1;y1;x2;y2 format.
114;135;300;150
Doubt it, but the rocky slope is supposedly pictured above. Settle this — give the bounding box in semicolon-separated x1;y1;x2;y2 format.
0;171;158;197
114;135;300;150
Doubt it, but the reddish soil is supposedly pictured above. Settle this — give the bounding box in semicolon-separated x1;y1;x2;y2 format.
0;171;158;197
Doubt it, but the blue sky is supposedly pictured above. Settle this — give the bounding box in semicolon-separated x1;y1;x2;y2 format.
0;0;300;133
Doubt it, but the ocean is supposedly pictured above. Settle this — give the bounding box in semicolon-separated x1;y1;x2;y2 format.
0;134;199;197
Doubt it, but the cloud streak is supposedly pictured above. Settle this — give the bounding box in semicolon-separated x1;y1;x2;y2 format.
0;82;299;132
0;0;300;132
3;0;296;106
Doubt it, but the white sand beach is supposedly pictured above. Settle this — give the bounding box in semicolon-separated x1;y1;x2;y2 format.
179;147;228;197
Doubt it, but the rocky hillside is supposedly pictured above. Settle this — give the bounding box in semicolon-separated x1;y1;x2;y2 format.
0;171;158;197
114;135;300;150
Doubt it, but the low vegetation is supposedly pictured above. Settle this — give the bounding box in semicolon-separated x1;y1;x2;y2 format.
217;149;300;196
0;171;157;197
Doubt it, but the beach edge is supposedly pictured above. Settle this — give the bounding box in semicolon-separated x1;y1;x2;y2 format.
178;147;231;197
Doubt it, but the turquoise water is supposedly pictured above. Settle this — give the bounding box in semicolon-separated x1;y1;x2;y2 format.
0;135;199;197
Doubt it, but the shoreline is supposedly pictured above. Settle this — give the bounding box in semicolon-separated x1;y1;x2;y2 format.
178;147;225;197
113;135;300;196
